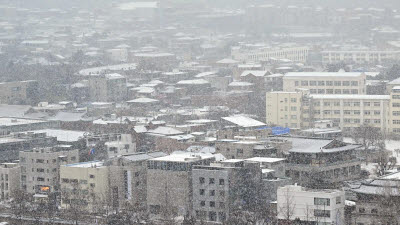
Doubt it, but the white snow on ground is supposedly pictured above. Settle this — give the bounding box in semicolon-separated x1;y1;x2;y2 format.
344;137;400;177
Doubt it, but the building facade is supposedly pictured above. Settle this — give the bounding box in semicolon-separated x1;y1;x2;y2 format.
232;46;309;63
321;50;400;64
277;185;345;224
0;80;39;105
0;163;20;201
19;147;79;195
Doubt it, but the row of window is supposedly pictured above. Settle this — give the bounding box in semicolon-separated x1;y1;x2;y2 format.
316;110;381;115
309;89;359;94
195;210;226;222
199;177;225;185
199;200;225;209
199;189;225;197
315;118;381;124
315;101;381;107
20;157;76;164
295;80;359;87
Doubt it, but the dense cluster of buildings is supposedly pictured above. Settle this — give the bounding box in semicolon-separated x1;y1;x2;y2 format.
1;0;400;224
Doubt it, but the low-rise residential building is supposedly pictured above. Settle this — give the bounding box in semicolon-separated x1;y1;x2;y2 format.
146;152;215;218
88;73;127;102
215;139;277;159
19;146;79;195
60;161;108;213
0;163;20;200
192;159;262;223
245;157;287;177
277;184;345;224
105;133;137;158
282;72;366;95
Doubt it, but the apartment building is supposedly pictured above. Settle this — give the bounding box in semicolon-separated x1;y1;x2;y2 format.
88;73;127;102
19;147;79;195
282;72;366;95
0;163;20;201
284;138;361;187
106;152;166;210
0;80;39;104
146;153;215;218
321;50;400;64
277;184;345;224
60;161;109;213
105;133;137;159
192;160;262;223
231;45;309;63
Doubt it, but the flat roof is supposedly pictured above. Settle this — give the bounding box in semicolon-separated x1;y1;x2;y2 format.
284;72;364;78
150;152;215;162
0;117;48;127
65;161;104;168
276;137;360;153
246;157;286;163
222;115;265;128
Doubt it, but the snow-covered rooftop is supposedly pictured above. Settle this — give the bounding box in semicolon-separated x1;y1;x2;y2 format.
65;161;104;168
284;72;364;78
310;94;390;100
222;115;265;128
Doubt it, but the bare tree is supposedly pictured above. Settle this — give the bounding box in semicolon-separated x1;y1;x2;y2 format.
10;189;31;223
61;182;89;225
278;187;296;224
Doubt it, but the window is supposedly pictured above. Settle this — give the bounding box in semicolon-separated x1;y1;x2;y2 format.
218;212;226;221
353;102;360;106
219;179;225;185
326;89;333;94
334;89;341;94
324;110;330;115
200;201;205;207
374;111;380;115
36;159;44;163
200;189;205;195
351;81;358;86
393;103;400;107
342;89;350;94
354;119;360;123
344;110;350;115
342;81;350;86
291;115;297;119
199;177;205;184
314;209;330;218
310;89;317;94
90;183;95;188
334;110;340;115
310;81;317;86
371;209;378;214
324;102;330;106
37;168;44;173
318;89;325;94
219;190;225;197
237;149;243;154
334;81;341;86
210;201;215;207
61;178;69;183
336;196;341;204
334;101;340;106
359;208;365;213
80;180;87;184
295;81;299;86
209;178;215;184
209;211;217;221
393;120;400;124
326;81;333;86
314;198;330;206
210;190;215;196
344;102;351;106
301;81;308;86
364;111;370;115
351;89;358;94
291;106;297;111
374;102;380;107
89;175;95;179
354;110;360;115
318;81;325;86
37;177;45;182
219;202;225;209
364;119;370;123
393;111;400;116
364;102;370;106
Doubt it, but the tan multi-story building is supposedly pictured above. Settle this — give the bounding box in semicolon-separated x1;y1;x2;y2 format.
310;94;390;133
266;91;305;129
0;80;39;104
266;91;391;133
0;163;20;200
60;161;109;213
389;86;400;134
19;147;79;195
282;72;366;95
